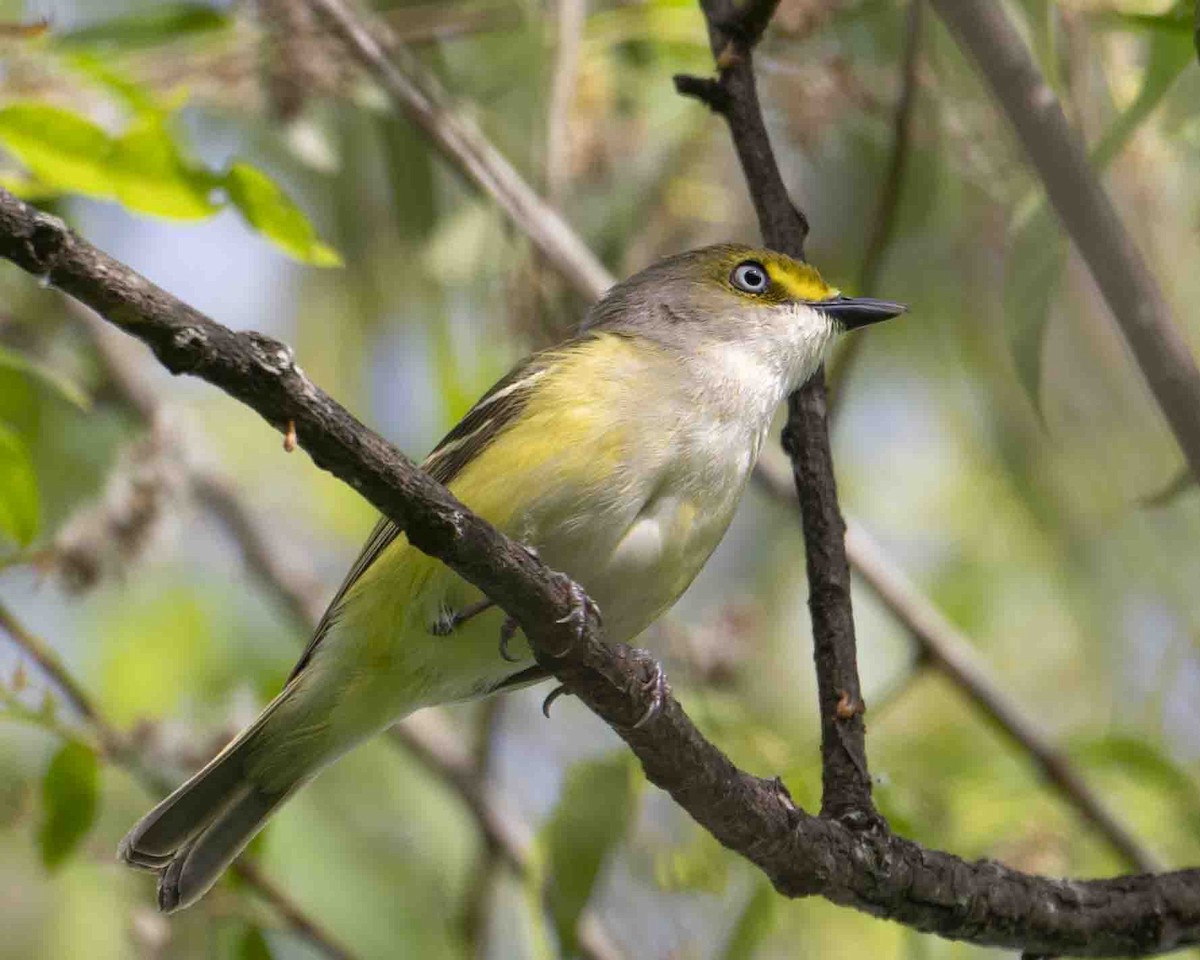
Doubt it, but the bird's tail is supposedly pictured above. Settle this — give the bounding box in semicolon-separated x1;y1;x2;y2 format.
118;686;307;913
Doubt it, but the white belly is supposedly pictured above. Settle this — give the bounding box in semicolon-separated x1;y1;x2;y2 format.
529;420;763;645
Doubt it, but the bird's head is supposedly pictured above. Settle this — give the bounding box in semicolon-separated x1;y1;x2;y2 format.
584;243;906;391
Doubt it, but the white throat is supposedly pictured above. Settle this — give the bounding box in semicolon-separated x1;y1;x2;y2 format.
695;303;835;426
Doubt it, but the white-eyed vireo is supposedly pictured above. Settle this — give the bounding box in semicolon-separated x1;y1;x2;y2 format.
119;243;904;911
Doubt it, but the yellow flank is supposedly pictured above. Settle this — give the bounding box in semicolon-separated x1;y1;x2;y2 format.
760;253;838;302
448;331;645;528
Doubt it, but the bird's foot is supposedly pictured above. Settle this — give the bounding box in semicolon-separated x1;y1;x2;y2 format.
616;644;669;729
551;579;601;657
429;597;495;636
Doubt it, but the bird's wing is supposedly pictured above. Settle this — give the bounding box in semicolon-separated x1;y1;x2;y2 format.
286;338;588;683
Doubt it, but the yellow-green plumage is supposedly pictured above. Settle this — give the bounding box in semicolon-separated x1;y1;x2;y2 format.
118;244;904;913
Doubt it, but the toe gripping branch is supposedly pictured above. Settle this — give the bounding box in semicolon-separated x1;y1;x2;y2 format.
429;570;668;731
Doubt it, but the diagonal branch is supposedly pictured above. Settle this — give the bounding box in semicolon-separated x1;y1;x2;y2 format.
677;0;873;821
78;304;621;960
306;0;613;301
932;0;1200;486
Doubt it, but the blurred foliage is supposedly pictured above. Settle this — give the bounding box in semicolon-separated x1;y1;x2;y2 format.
37;739;98;870
0;0;1199;958
0;29;339;263
538;752;640;955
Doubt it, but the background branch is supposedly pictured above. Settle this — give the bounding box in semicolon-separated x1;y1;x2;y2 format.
932;0;1200;485
0;599;357;960
306;0;613;301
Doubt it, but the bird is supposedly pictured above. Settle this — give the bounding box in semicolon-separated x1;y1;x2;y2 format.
117;242;904;912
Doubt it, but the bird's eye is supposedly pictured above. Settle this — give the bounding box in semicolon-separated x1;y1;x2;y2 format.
731;261;769;294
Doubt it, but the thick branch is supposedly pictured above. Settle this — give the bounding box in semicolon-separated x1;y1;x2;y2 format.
933;0;1200;486
677;0;873;819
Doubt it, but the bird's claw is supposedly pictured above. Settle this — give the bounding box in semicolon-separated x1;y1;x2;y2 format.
616;644;669;729
498;617;521;663
552;580;601;657
541;684;569;718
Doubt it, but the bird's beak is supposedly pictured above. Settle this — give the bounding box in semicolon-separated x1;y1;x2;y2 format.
820;295;907;330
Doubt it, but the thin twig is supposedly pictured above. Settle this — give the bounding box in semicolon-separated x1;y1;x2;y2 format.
0;599;104;733
306;0;613;300
933;0;1200;486
678;0;874;820
754;453;1161;873
0;599;356;960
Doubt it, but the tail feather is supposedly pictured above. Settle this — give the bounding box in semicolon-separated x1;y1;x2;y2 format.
156;784;292;913
118;688;302;911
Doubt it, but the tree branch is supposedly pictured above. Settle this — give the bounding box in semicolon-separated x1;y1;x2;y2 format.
5;181;1198;955
932;0;1200;486
753;454;1161;874
677;0;873;820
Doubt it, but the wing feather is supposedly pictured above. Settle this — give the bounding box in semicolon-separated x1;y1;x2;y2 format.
286;341;582;681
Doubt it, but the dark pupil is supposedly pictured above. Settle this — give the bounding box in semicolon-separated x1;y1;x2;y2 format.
741;267;764;288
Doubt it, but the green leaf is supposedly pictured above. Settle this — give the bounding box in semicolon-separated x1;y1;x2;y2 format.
1091;30;1195;171
719;879;776;960
63;52;162;117
224;162;343;267
237;926;273;960
38;740;99;869
0;104;114;199
0;421;39;547
0;346;91;411
56;5;231;51
1004;208;1066;412
1072;733;1200;832
541;753;639;954
109;115;220;220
